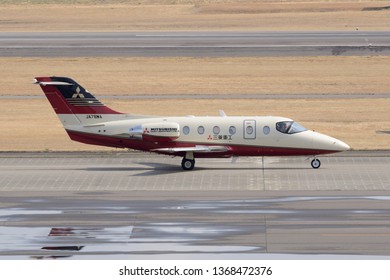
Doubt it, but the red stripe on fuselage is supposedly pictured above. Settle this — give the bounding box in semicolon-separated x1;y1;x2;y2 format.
66;130;340;157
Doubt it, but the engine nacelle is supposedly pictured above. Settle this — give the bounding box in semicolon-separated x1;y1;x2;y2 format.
129;122;180;142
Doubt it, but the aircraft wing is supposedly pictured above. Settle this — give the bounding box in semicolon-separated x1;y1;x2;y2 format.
152;145;229;153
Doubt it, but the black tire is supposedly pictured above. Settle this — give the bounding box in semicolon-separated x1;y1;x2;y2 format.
181;158;195;170
311;159;321;169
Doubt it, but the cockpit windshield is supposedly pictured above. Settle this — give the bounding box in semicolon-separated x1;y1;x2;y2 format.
276;121;307;134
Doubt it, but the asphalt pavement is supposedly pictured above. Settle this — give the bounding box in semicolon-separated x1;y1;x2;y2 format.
1;151;390;259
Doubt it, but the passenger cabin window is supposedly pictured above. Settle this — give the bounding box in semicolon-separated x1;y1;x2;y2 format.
197;126;205;135
213;126;220;134
183;126;190;135
229;126;236;135
246;125;254;135
276;121;307;134
263;126;270;135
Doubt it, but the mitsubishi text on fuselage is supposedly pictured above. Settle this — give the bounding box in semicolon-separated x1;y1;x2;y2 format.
35;77;350;170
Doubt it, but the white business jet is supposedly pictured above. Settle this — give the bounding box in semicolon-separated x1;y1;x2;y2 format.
35;77;350;170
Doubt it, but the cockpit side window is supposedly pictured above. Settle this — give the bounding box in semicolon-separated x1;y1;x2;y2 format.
276;121;292;134
276;121;307;134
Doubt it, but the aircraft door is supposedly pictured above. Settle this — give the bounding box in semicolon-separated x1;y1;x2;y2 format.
243;120;256;139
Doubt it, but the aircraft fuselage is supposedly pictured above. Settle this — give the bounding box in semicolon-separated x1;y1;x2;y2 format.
63;115;349;157
35;76;350;170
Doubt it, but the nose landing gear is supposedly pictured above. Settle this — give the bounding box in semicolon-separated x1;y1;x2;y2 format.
311;158;321;169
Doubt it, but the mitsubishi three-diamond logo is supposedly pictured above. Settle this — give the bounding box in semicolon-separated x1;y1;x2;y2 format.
71;86;85;99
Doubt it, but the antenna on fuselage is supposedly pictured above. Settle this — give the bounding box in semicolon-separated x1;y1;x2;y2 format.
219;110;227;117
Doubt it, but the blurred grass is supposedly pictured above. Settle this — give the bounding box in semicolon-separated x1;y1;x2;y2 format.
1;0;389;150
1;56;390;96
2;1;390;31
1;56;389;151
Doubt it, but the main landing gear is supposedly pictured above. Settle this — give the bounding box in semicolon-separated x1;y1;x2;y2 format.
180;154;321;170
181;158;195;170
181;152;195;170
311;158;321;169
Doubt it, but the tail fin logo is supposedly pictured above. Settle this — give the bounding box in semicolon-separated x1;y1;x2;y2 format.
66;85;105;107
71;87;85;99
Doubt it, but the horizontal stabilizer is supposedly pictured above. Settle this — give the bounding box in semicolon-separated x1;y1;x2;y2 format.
34;80;73;86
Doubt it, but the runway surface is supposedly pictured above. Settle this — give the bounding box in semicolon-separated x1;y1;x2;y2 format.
1;151;390;259
1;31;390;57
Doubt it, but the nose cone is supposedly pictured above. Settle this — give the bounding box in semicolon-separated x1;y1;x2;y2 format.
333;139;350;152
312;132;350;153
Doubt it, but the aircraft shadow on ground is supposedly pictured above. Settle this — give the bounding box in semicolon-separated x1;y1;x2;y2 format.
83;162;312;176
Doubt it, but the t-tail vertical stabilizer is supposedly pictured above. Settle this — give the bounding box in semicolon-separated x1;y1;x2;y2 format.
34;76;123;127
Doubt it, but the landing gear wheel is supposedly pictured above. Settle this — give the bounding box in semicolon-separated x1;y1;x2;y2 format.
181;158;195;171
311;158;321;169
